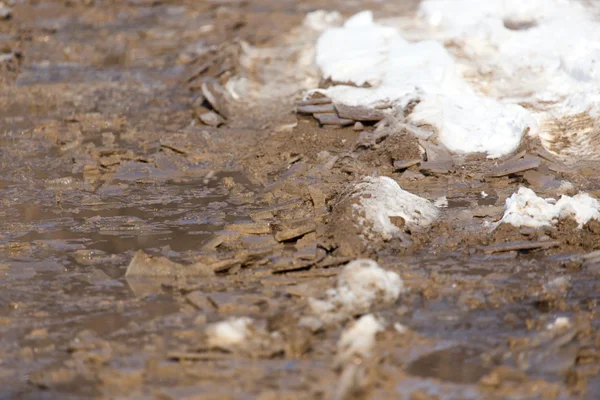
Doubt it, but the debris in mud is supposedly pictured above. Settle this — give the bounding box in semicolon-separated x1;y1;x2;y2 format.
203;317;284;358
487;155;541;177
335;313;384;365
481;239;560;254
332;314;384;400
201;77;231;118
313;112;355;126
206;317;253;349
334;103;387;122
125;250;214;277
199;110;225;127
499;187;600;228
306;259;403;324
0;3;12;20
328;176;439;256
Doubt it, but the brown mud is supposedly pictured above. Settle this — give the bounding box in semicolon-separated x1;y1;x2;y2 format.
0;1;599;399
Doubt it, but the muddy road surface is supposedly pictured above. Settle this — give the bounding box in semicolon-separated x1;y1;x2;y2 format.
0;1;599;399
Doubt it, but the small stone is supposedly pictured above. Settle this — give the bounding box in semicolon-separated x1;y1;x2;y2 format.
199;111;225;127
353;121;364;131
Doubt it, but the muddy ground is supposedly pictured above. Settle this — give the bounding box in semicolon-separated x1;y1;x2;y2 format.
0;1;599;399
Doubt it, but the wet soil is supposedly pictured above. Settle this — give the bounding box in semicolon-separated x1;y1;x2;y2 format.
0;1;599;399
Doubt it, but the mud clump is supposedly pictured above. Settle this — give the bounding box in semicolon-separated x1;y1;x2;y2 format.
326;176;439;257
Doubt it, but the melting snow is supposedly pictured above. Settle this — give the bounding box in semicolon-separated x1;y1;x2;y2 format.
309;259;404;324
335;314;384;365
499;187;600;228
206;317;253;348
352;176;439;240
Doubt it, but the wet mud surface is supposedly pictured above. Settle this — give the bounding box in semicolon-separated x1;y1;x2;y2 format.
0;1;599;399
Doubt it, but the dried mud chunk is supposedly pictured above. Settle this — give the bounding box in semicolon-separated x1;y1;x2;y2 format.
314;113;354;126
125;250;213;277
201;77;230;118
297;103;335;114
488;155;540;177
327;176;439;256
273;222;316;242
420;160;453;175
334;103;386;121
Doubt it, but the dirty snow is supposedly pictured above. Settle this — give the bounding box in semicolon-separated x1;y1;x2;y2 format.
206;317;253;348
546;316;571;331
313;11;536;158
419;0;600;159
335;314;384;365
499;187;600;228
309;259;403;324
352;176;439;241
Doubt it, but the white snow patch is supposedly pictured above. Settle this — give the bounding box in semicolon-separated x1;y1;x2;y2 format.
546;316;571;331
419;0;600;159
335;314;384;365
309;259;404;324
352;176;439;241
206;317;253;348
313;11;536;158
499;187;600;228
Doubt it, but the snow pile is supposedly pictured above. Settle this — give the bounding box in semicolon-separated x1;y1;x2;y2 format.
352;176;439;240
309;259;404;324
335;314;384;365
312;11;536;158
419;0;600;159
206;317;253;349
499;187;600;228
